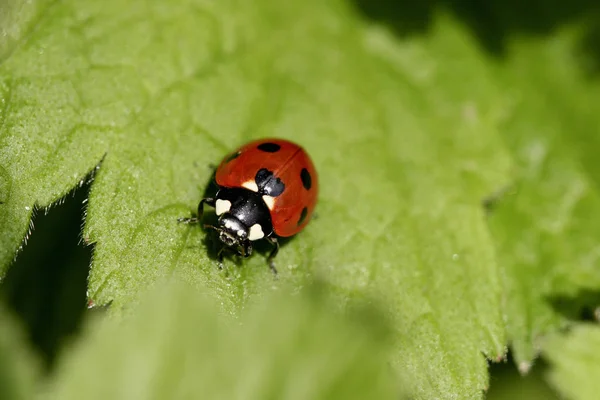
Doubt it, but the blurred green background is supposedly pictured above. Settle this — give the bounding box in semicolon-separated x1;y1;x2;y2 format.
2;0;600;398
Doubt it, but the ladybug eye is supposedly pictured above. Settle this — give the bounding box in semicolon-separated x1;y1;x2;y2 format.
257;142;281;152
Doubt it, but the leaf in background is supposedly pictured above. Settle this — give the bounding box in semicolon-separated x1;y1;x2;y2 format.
544;323;600;400
486;359;559;400
0;305;41;400
42;281;401;400
354;2;600;370
356;0;600;376
486;28;600;369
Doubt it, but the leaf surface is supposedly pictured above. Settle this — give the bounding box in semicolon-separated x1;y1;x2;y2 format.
544;323;600;400
3;0;600;398
486;27;600;368
43;281;400;400
0;305;40;400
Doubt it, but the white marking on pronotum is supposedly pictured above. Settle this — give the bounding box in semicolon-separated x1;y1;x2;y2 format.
248;224;264;241
242;180;259;192
215;199;231;215
262;195;275;210
237;230;245;237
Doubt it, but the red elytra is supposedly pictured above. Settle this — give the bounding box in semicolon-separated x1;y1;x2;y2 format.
215;138;318;237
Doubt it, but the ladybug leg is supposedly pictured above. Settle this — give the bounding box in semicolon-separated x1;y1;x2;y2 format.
265;236;279;275
197;197;216;220
177;197;215;224
240;241;252;258
203;224;225;269
216;246;227;269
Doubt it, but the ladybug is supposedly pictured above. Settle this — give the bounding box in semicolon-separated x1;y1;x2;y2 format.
179;138;318;274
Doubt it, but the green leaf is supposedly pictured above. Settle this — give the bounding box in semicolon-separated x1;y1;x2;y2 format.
4;0;600;398
42;281;400;399
0;0;54;62
0;1;509;397
0;305;41;400
543;323;600;400
487;361;560;400
486;27;600;369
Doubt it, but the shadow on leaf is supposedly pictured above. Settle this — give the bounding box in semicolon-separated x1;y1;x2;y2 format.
548;289;600;322
0;180;93;370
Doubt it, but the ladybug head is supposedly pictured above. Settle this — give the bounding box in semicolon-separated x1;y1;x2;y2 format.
215;214;249;248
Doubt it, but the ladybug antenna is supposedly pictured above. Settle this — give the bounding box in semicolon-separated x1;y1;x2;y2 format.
203;224;219;232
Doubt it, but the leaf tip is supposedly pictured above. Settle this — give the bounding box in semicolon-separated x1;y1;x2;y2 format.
518;360;532;375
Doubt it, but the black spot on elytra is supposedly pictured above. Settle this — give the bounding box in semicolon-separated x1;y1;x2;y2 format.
224;151;240;163
297;207;308;226
257;142;281;152
300;168;312;190
255;168;285;197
